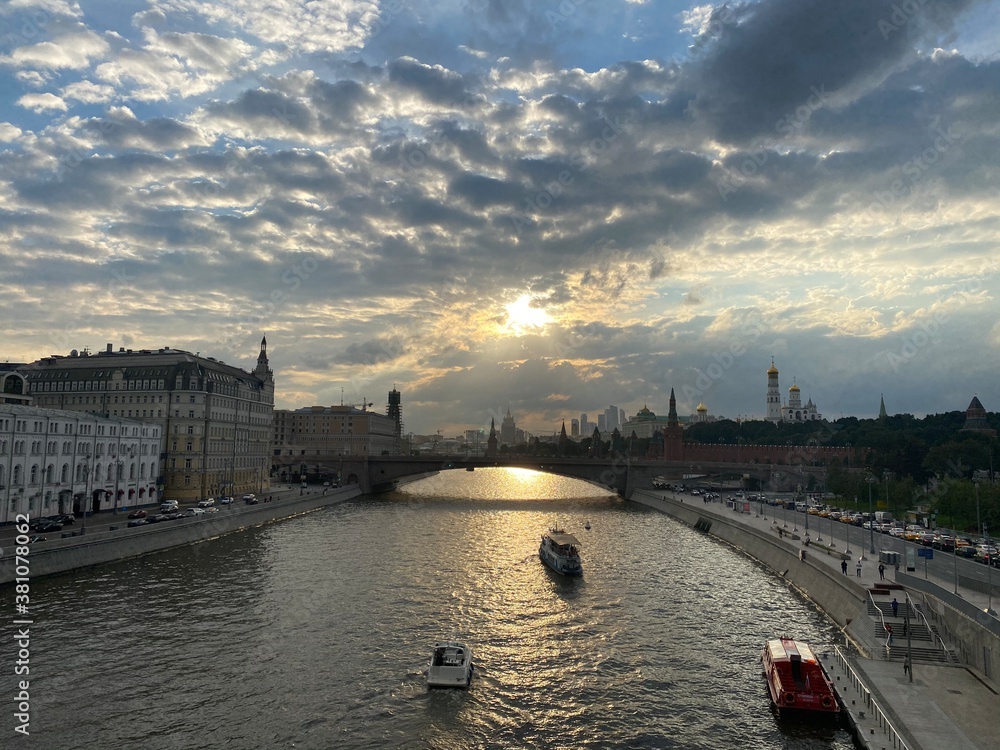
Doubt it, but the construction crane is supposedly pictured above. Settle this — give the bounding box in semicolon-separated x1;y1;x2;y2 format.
340;387;373;410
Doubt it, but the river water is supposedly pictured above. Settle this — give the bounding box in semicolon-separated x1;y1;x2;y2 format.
10;468;856;749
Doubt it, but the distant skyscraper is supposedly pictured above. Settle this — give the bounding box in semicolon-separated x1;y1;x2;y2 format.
571;418;579;437
597;413;606;431
605;405;619;432
500;407;516;446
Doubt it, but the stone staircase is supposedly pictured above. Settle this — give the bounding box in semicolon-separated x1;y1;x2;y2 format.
865;587;954;664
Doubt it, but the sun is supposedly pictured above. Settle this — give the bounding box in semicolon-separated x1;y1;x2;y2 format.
504;294;551;334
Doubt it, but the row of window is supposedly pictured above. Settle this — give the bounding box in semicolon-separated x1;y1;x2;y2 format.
0;460;158;486
0;439;155;456
34;378;167;391
0;416;155;438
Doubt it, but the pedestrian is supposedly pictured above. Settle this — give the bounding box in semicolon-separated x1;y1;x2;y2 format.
891;597;899;618
886;624;893;645
856;558;863;577
841;559;848;575
878;562;885;581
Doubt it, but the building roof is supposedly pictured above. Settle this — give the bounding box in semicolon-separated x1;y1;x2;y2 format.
0;402;154;425
22;346;268;389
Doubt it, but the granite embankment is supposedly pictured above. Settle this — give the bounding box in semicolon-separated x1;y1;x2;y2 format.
0;486;362;585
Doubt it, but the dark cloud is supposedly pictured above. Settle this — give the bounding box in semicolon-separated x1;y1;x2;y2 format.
387;56;475;107
339;337;409;366
681;0;979;143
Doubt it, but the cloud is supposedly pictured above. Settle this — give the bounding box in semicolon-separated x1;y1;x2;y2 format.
2;29;110;70
16;91;67;112
0;0;997;435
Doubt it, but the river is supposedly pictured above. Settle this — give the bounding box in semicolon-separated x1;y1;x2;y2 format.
8;468;856;749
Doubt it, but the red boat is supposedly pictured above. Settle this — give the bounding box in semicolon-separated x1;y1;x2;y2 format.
762;638;840;716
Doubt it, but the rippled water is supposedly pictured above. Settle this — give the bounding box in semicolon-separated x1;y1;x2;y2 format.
10;469;855;749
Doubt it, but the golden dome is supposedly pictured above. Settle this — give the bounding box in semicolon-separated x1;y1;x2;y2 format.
767;358;778;375
789;383;800;392
697;402;708;412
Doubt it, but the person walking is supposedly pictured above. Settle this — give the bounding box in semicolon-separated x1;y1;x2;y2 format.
891;597;899;618
878;562;885;581
856;558;863;577
841;559;848;575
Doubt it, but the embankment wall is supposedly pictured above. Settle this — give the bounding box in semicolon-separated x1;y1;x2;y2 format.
0;487;362;585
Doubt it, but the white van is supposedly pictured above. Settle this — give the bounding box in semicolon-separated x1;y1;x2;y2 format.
160;501;179;512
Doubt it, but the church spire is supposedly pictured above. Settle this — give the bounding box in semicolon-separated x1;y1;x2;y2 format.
879;393;887;420
667;387;678;427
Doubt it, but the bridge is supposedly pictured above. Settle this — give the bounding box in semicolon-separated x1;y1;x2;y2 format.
330;455;830;498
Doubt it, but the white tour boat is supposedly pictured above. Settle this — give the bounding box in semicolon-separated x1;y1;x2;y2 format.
427;642;473;688
539;528;583;576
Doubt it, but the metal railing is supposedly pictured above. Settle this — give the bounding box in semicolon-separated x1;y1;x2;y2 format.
834;645;910;750
868;590;893;656
908;594;951;659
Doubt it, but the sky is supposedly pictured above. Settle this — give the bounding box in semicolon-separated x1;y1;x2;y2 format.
1;0;998;438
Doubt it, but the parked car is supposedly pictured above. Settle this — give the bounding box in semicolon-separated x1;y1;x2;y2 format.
34;519;63;532
146;514;168;523
218;496;233;505
183;507;206;517
127;518;148;527
160;502;179;512
198;497;215;508
163;511;185;520
243;494;258;504
128;509;148;519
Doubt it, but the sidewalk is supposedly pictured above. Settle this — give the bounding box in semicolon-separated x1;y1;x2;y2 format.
662;491;1000;750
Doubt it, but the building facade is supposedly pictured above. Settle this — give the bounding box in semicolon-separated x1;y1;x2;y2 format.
0;365;31;406
1;404;161;521
21;338;274;501
272;403;401;480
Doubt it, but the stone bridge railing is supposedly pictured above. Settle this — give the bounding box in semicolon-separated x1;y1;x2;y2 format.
333;455;828;498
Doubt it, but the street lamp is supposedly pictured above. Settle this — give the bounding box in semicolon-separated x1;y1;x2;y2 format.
81;461;91;535
974;478;982;540
113;457;123;514
867;474;877;555
987;524;993;616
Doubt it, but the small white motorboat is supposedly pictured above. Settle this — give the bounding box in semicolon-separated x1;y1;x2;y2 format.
427;642;473;688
